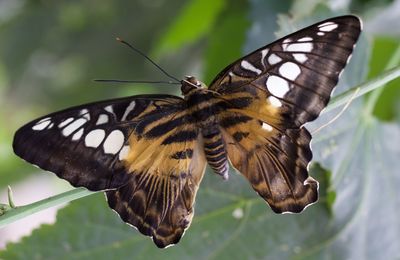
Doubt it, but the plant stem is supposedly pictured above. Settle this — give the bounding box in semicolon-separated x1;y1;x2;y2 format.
0;188;94;228
324;65;400;114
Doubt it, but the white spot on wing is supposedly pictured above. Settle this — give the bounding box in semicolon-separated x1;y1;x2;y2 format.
279;62;301;81
261;49;269;67
293;53;308;63
298;37;313;42
268;96;282;107
121;101;136;121
266;76;289;98
319;23;338;32
96;114;109;125
79;109;90;120
318;22;334;27
262;122;273;132
268;54;282;65
317;32;325;36
241;60;262;75
119;145;130;160
103;130;125;154
32;120;51;131
72;128;84;141
105;105;114;114
37;117;51;124
285;42;313;53
58;117;74;128
62;118;87;137
319;21;336;26
85;129;105;148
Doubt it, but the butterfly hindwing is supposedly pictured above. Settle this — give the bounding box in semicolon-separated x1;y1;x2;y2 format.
219;109;317;213
212;16;361;213
106;130;207;248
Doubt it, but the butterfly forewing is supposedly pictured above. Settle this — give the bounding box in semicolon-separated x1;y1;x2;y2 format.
210;15;361;127
13;94;182;190
212;16;361;213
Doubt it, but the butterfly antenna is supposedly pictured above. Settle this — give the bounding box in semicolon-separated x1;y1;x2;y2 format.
312;87;360;135
116;37;181;83
94;79;181;85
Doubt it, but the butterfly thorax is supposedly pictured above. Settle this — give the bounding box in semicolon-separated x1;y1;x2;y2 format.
182;76;229;180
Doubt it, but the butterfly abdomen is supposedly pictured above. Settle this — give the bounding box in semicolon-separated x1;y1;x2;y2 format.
202;125;229;179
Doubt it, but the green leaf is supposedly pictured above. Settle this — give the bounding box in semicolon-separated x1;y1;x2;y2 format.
307;110;400;259
369;37;400;121
203;0;292;84
152;0;226;58
203;0;250;83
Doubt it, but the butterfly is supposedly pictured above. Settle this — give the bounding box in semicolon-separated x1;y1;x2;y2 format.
13;15;361;248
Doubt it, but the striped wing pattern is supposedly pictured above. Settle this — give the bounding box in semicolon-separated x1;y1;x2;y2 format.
211;16;361;213
12;15;361;247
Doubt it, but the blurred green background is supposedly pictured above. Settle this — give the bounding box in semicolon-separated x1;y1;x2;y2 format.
0;0;399;259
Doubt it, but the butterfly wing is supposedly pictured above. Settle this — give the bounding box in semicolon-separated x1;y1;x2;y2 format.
210;16;361;213
13;94;207;247
218;109;316;213
104;108;207;248
103;103;207;247
210;15;361;127
13;94;182;190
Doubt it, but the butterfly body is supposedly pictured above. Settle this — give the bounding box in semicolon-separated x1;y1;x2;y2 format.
13;16;362;248
182;76;231;178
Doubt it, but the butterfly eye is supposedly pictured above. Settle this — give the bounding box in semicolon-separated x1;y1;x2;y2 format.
181;76;202;94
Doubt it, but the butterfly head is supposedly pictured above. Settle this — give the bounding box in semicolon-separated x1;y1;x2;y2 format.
181;76;206;96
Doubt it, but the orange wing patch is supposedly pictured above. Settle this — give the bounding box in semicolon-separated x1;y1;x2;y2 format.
107;121;206;248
